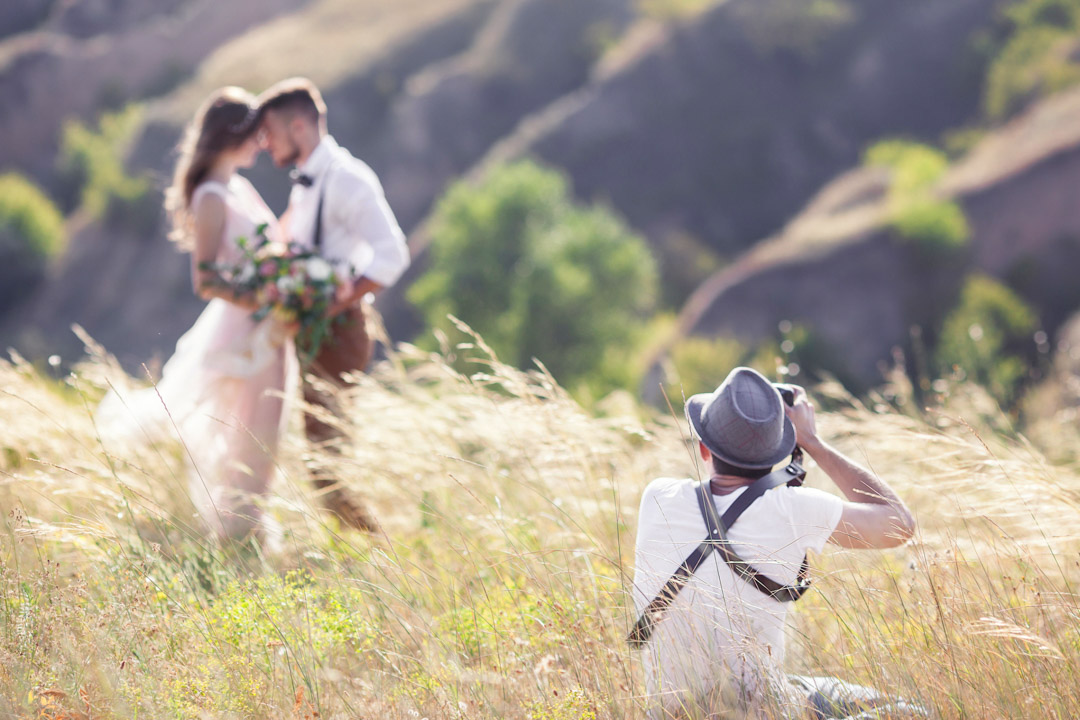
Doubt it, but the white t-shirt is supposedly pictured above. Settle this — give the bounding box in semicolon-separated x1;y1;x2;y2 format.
632;476;843;717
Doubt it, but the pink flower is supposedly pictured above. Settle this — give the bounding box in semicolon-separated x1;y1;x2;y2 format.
259;261;277;277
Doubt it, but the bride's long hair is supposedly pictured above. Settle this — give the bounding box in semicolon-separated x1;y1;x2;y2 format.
165;86;258;249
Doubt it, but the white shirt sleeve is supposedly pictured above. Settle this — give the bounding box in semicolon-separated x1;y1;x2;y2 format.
781;486;844;555
326;163;410;287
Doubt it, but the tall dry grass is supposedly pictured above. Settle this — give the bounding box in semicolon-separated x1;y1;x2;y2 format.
1;325;1079;719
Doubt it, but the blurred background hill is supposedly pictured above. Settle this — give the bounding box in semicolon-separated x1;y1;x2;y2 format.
2;0;1080;431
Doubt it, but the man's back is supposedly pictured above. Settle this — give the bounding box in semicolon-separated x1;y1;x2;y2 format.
633;476;842;715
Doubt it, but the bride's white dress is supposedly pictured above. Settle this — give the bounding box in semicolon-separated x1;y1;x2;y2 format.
98;175;298;539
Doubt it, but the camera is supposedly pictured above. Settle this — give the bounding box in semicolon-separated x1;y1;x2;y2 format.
775;383;796;408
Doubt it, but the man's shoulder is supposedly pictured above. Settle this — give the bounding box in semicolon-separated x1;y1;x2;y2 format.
639;477;696;513
769;483;842;507
327;141;377;181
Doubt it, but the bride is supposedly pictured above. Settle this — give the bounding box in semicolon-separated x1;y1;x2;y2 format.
99;87;297;541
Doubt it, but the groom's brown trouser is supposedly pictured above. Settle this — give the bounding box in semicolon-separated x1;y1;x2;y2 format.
302;304;378;531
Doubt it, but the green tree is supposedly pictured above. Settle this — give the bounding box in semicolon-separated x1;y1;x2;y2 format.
409;161;658;397
0;173;65;311
935;275;1038;406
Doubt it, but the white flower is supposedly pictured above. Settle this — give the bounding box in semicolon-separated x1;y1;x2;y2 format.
305;257;333;282
276;276;298;294
236;263;256;283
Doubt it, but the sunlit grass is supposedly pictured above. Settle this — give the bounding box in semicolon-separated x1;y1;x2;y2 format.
2;323;1080;718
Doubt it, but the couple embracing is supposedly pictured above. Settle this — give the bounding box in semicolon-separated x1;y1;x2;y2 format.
121;79;409;541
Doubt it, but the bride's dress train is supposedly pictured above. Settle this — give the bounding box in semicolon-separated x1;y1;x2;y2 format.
97;176;298;539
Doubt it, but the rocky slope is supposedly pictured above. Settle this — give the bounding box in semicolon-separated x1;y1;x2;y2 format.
0;0;1037;379
0;0;308;184
647;86;1080;398
490;0;1001;263
0;0;52;41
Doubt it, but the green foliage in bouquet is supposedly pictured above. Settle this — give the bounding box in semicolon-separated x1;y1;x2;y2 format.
409;161;659;398
935;274;1038;407
0;173;65;310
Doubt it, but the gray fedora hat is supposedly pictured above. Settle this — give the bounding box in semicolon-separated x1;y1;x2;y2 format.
685;366;796;470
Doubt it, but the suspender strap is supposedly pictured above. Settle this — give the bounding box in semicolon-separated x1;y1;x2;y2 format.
720;461;805;529
627;461;812;648
697;478;812;604
626;536;716;647
313;188;326;250
312;160;339;251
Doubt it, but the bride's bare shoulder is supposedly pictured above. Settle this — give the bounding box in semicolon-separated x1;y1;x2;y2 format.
192;180;230;206
191;187;227;233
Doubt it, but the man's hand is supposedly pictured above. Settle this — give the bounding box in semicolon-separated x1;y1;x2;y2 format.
783;385;822;452
327;275;383;317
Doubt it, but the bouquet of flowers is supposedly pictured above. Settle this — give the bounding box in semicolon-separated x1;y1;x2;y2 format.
202;223;346;364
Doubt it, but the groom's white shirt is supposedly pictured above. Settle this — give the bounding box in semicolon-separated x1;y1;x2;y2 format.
287;135;410;287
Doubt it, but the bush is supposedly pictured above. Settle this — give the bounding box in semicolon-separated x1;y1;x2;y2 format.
983;0;1080;119
935;275;1038;406
409;161;659;398
663;336;749;404
865;139;970;254
662;321;851;404
892;199;970;254
56;105;152;226
0;173;66;311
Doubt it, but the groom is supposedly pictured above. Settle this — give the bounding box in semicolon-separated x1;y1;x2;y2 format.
257;77;410;532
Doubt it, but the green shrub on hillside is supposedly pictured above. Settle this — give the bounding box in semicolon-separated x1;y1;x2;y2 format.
663;321;852;402
865;139;970;254
663;336;749;403
56;105;156;233
983;0;1080;119
409;161;659;399
0;173;65;311
891;200;970;254
935;274;1038;406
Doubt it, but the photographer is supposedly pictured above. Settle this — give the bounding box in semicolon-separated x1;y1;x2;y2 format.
631;367;920;719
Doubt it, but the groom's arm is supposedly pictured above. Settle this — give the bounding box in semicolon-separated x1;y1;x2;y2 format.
325;167;409;316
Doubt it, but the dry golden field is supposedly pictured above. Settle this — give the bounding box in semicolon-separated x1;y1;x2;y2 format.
2;323;1079;718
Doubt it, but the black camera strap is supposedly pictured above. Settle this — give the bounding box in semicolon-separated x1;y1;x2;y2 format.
627;459;812;648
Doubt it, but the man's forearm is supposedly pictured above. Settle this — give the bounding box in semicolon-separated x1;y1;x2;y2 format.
804;438;914;522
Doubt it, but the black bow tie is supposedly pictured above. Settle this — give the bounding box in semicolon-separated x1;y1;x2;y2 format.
290;170;314;187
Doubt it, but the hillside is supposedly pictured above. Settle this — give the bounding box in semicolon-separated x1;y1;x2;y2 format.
491;0;1000;262
649;84;1080;397
0;0;309;183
